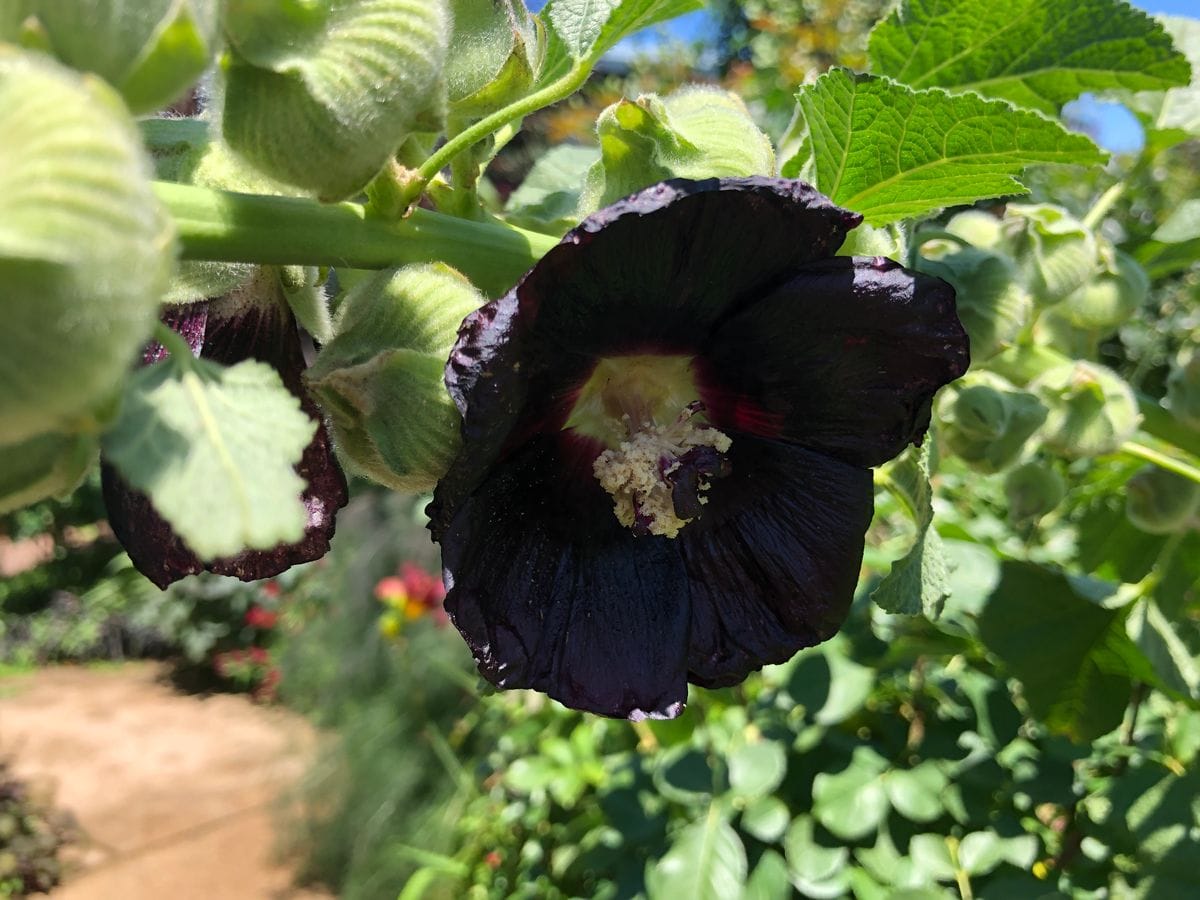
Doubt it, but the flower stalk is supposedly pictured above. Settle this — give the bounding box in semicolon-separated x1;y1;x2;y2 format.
154;181;559;298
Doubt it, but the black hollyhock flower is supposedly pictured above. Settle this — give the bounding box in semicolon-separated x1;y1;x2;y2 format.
103;283;349;589
428;177;970;720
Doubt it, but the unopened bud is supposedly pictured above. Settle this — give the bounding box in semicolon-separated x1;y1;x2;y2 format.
1062;249;1149;332
1125;465;1200;535
1032;361;1141;459
1006;203;1100;306
936;373;1047;472
1004;461;1066;525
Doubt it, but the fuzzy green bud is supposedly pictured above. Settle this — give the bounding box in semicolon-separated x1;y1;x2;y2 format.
3;0;220;114
837;223;907;259
306;264;484;491
915;246;1032;362
936;373;1047;473
1004;461;1066;525
0;49;175;446
1125;465;1200;535
945;209;1006;251
1166;346;1200;430
446;0;542;117
1032;361;1141;459
1006;203;1100;306
1062;249;1149;332
581;86;776;211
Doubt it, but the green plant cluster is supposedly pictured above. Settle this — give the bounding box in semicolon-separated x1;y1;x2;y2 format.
0;761;75;898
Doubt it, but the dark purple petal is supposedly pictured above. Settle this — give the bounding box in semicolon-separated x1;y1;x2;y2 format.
105;294;348;589
681;438;874;687
437;436;690;720
432;178;861;529
703;257;969;468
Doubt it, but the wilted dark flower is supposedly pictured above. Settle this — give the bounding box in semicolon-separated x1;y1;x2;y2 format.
428;177;970;720
103;279;349;588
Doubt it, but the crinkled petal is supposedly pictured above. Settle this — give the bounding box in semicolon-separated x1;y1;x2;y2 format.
438;436;690;720
703;257;969;468
681;437;874;687
104;293;348;589
432;178;861;529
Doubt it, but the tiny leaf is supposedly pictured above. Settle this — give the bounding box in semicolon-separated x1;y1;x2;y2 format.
811;746;890;841
645;810;747;900
103;356;315;560
728;740;787;801
868;0;1191;114
784;69;1106;225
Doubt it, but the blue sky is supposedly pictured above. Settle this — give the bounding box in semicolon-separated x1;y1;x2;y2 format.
527;0;1196;152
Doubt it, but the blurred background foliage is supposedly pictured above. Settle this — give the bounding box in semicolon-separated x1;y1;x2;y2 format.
3;0;1199;898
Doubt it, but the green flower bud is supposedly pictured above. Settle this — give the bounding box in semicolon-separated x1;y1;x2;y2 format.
3;0;220;114
1125;465;1200;535
446;0;542;117
1032;361;1141;459
1166;346;1200;430
0;431;97;515
837;223;906;259
1062;249;1149;332
1004;461;1065;525
306;264;484;491
936;373;1047;472
581;86;776;211
0;49;175;446
945;209;1006;251
1006;203;1100;306
221;0;451;200
915;246;1032;362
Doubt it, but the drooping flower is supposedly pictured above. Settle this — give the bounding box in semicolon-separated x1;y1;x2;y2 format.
102;274;349;588
428;177;970;720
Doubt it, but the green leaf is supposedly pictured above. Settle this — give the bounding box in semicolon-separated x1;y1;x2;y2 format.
884;763;949;824
1154;197;1200;243
956;831;1038;876
978;562;1131;740
645;809;747;900
0;431;96;515
783;816;850;893
741;796;791;844
504;143;598;235
907;834;957;882
783;69;1106;226
872;444;951;618
867;0;1191;114
103;356;315;560
0;48;175;447
539;0;701;81
811;746;890;840
744;849;790;900
221;0;451;200
728;739;787;801
1124;16;1200;152
1126;598;1200;701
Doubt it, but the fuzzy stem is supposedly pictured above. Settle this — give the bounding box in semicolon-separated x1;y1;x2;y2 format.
402;60;599;207
1121;440;1200;487
154;181;559;298
1082;182;1126;231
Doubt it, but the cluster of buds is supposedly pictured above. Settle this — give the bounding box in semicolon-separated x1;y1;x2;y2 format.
374;562;447;638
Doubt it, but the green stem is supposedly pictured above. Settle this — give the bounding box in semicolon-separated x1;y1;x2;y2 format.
1121;440;1200;487
402;60;598;207
1082;182;1126;231
155;181;559;299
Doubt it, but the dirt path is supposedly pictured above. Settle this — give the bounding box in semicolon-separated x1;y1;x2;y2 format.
0;663;331;899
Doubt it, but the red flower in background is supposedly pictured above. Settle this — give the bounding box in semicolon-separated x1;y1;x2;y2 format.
244;605;279;630
374;562;448;633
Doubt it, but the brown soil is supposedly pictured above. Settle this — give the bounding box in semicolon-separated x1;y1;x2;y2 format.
0;663;332;900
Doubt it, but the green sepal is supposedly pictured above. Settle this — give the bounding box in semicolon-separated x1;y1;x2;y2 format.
1125;464;1200;535
936;372;1047;473
0;431;97;516
6;1;220;114
581;86;775;212
221;0;451;200
1032;361;1141;459
446;0;542;117
306;263;485;491
914;244;1032;363
943;209;1006;251
0;48;175;447
1005;203;1100;306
